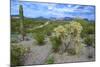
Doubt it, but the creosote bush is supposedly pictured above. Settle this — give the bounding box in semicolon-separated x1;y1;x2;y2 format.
34;33;45;45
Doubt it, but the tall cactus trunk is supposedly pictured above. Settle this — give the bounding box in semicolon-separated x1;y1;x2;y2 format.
19;5;25;40
20;21;24;40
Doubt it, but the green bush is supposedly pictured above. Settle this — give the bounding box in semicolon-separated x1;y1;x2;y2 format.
50;36;61;52
11;44;29;66
84;35;94;46
85;26;95;34
46;57;54;64
81;25;95;38
34;33;45;45
75;19;95;38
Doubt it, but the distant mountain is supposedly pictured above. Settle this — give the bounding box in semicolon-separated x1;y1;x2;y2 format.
63;17;73;21
49;17;56;20
83;18;95;22
11;15;95;22
47;17;73;21
83;18;89;21
35;16;48;20
11;15;19;19
11;15;19;17
30;16;73;21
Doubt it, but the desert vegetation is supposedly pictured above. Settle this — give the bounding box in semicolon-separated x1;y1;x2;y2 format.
11;5;95;66
11;44;30;66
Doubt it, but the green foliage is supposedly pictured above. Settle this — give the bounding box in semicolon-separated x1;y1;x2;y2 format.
46;57;54;64
11;18;20;33
11;17;95;54
85;25;95;34
84;35;95;47
81;25;95;38
11;44;29;66
34;33;45;45
50;36;61;52
75;19;95;38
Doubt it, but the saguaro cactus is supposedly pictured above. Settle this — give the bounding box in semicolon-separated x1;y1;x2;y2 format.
19;5;25;40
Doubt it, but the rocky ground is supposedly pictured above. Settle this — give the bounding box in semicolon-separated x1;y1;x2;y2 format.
16;37;52;65
12;35;95;65
50;46;95;64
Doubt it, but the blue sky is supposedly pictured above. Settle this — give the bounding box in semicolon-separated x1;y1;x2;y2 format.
11;0;95;20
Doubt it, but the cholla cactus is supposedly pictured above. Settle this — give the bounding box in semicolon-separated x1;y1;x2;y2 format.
64;21;82;36
54;25;66;33
70;21;82;35
69;21;83;54
51;21;83;54
53;25;66;38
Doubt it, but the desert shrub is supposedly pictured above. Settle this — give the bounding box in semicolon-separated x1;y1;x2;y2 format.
75;19;95;38
11;18;20;33
50;36;61;52
11;34;19;43
67;49;76;55
34;33;45;45
85;26;95;34
11;39;18;43
84;35;95;47
11;44;29;66
46;57;54;64
81;26;95;38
